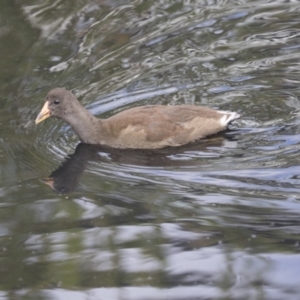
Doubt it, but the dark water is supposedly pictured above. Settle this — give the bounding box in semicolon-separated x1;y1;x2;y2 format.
1;0;300;299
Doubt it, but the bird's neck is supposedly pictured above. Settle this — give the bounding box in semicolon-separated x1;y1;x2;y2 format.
63;106;104;144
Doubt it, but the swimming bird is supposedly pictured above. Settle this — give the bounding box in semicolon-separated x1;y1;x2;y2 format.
35;88;240;149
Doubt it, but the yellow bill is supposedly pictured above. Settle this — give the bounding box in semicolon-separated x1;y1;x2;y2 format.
35;101;50;124
40;177;54;189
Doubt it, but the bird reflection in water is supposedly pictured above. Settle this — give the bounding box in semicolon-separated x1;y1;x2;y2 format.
42;133;239;194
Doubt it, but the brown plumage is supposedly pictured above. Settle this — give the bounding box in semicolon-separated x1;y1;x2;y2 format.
35;88;240;149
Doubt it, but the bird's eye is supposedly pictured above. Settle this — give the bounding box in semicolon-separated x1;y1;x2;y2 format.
54;99;60;105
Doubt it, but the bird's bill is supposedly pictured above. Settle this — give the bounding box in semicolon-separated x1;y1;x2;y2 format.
40;177;54;189
35;101;50;124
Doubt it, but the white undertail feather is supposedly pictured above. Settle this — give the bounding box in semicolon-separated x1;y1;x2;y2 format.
218;110;240;127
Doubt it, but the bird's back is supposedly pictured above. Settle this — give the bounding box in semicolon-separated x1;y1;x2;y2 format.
99;105;239;149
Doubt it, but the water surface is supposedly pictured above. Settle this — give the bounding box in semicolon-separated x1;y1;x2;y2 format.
1;1;300;299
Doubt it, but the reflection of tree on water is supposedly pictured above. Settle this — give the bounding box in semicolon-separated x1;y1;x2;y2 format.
43;133;239;194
